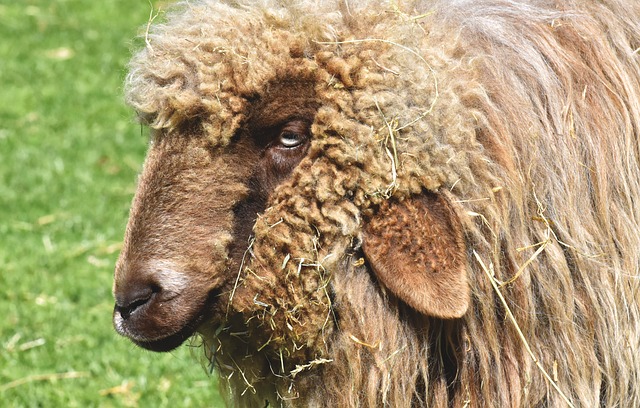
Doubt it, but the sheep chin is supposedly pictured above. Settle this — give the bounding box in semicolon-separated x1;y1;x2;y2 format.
130;319;203;352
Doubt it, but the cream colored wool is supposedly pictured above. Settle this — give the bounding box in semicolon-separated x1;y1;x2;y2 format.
126;0;640;406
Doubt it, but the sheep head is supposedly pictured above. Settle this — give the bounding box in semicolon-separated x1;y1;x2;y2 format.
113;0;474;374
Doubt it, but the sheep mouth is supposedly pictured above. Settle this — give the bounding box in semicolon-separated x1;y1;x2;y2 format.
113;288;222;352
113;305;204;353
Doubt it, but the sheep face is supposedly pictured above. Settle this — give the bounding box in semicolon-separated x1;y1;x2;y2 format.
113;81;320;352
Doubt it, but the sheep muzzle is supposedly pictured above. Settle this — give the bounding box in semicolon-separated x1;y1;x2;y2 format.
112;132;253;351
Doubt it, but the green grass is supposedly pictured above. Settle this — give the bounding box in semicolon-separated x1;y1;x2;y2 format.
0;1;224;406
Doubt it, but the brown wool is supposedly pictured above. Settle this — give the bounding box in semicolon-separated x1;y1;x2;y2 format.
123;0;640;406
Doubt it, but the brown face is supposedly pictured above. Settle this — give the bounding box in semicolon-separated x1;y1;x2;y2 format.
113;83;318;352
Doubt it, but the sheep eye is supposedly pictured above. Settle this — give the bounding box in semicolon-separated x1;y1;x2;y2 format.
278;131;306;148
274;120;310;149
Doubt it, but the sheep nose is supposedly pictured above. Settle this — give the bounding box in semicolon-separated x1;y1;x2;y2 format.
114;286;156;320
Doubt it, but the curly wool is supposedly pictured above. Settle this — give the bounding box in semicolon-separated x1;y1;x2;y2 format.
126;0;640;406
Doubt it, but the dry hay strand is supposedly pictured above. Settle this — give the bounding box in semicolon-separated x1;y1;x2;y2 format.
473;251;576;408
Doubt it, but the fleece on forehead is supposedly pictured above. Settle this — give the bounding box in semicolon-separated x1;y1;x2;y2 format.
125;0;345;143
124;0;495;195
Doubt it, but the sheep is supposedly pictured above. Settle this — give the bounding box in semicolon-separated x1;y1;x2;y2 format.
112;0;640;406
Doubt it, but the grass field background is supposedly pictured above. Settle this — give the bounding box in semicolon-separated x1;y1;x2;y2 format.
0;1;224;406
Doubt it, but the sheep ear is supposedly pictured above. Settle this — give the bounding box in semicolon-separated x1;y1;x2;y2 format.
362;192;469;319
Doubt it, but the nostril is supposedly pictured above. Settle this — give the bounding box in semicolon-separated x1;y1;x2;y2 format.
116;297;149;320
114;286;156;320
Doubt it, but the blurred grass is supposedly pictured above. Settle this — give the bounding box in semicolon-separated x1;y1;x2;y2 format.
0;1;224;406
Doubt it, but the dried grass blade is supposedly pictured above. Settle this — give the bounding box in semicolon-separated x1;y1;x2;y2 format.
473;251;576;408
